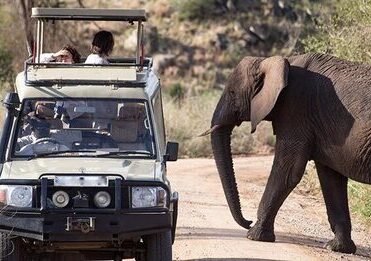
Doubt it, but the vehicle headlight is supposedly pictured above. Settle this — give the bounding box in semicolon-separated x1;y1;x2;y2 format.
131;187;167;208
0;185;33;208
52;190;69;208
94;191;111;208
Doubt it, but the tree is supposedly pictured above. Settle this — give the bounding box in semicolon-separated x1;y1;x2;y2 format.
15;0;34;55
15;0;67;55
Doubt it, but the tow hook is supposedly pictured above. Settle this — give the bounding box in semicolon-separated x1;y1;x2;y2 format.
66;217;95;233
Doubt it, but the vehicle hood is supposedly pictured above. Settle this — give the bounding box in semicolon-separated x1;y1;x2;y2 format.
2;158;162;181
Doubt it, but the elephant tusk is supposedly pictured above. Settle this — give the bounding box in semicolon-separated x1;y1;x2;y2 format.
198;125;221;137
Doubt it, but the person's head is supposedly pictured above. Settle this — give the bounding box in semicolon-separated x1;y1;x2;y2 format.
91;30;114;57
28;117;50;139
55;45;81;63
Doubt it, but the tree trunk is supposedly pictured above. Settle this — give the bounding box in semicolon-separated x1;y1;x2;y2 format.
15;0;34;55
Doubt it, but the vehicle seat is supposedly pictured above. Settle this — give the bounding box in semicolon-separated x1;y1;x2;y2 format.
110;105;149;150
69;112;94;128
111;106;139;143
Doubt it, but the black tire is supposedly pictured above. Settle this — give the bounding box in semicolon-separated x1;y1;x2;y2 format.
0;233;26;261
144;230;172;261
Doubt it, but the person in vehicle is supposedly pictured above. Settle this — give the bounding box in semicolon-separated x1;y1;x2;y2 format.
40;44;81;63
15;114;65;154
85;30;114;64
17;116;51;149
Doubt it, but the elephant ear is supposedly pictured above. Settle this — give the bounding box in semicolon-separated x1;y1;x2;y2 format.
250;56;289;133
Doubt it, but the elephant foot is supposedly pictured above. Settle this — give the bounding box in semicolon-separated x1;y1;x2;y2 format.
325;238;356;254
246;224;275;242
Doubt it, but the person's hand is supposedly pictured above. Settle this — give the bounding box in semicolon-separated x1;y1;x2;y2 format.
53;49;70;58
53;49;73;63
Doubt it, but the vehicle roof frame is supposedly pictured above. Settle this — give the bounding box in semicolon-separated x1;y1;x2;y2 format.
31;7;146;64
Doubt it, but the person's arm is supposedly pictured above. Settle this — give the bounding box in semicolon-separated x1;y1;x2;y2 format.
40;53;55;63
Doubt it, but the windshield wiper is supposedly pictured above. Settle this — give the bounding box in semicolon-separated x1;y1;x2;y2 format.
97;151;153;157
27;150;97;160
26;150;153;160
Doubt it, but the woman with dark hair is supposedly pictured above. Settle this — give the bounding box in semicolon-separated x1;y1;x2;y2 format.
41;45;81;63
85;30;114;64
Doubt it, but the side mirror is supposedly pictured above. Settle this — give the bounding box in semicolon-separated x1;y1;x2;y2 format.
164;142;179;162
2;93;20;109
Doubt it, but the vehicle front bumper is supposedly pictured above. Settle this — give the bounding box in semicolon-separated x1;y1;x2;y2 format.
0;211;173;241
0;178;178;242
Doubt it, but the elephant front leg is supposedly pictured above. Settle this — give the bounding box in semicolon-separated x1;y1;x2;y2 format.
247;141;309;242
315;162;356;254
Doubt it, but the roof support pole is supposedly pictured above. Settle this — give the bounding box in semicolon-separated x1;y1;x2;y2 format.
136;20;143;65
40;21;44;55
35;20;42;63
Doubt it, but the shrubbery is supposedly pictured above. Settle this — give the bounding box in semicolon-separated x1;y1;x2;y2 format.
171;0;223;20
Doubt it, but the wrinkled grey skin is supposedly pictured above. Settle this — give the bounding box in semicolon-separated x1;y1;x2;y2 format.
210;53;371;254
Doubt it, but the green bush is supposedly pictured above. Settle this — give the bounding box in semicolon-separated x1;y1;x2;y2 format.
169;82;185;102
348;182;371;226
172;0;220;20
0;45;14;93
299;0;371;63
0;43;14;84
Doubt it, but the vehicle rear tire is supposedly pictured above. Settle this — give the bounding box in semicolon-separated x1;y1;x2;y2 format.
0;233;26;261
144;230;172;261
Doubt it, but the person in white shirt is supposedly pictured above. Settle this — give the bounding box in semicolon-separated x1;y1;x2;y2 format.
40;45;81;63
84;30;114;64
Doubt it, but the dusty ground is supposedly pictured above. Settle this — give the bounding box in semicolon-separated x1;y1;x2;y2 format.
168;156;371;261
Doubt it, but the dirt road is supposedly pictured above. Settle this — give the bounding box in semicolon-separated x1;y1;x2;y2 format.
168;156;371;261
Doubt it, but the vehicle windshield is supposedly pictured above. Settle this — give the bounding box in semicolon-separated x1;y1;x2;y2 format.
13;99;155;158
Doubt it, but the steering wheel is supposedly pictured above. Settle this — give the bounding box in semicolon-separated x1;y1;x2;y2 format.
33;137;61;145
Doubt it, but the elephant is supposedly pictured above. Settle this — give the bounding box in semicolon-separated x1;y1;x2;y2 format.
204;53;371;254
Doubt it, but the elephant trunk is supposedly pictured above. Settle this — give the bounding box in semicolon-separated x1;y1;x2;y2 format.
211;125;252;229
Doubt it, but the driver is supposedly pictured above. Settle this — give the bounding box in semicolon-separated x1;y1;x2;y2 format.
17;116;68;155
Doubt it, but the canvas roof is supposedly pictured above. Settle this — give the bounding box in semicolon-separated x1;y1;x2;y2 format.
31;8;146;21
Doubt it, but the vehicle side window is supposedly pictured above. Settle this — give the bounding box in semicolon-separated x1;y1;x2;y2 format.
152;91;165;152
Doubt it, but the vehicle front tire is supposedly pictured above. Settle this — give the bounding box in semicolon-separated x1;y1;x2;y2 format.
0;233;26;261
144;230;172;261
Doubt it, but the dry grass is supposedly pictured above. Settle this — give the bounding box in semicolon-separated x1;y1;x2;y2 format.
295;161;322;198
348;181;371;227
163;91;275;158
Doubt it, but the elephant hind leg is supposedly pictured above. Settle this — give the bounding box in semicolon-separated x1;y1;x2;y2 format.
315;162;356;254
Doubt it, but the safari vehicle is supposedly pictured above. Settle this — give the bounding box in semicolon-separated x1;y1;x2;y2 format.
0;8;178;261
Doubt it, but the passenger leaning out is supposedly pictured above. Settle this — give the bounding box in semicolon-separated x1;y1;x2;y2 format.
85;30;114;64
40;45;81;63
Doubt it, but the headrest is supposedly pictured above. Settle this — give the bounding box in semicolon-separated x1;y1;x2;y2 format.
118;105;144;120
35;102;55;118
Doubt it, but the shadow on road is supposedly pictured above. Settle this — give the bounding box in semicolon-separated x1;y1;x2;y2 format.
176;226;371;259
275;232;371;259
180;258;279;261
